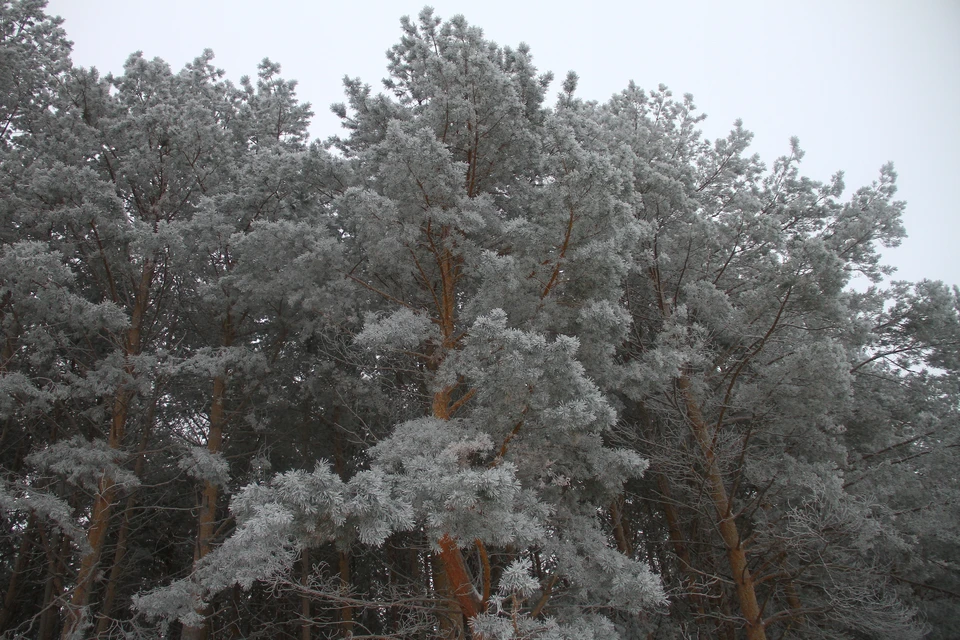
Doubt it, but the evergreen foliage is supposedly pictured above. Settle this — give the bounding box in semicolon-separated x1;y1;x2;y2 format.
0;3;957;638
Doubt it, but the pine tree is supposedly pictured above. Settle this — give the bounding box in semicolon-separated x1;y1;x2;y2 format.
599;83;928;638
137;9;664;638
2;5;957;639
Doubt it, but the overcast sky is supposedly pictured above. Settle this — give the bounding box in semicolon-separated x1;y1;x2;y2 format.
45;0;959;288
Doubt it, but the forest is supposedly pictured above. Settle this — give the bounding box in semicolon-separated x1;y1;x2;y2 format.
1;2;959;638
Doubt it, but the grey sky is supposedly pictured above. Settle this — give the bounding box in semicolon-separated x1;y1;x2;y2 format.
45;0;959;287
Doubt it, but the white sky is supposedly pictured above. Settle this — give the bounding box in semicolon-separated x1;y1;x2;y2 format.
45;0;960;288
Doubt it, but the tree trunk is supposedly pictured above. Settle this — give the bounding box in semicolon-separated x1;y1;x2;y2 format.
0;513;37;632
62;259;154;639
60;390;128;638
182;317;233;640
633;398;709;622
432;551;466;639
198;372;229;561
91;493;131;637
677;374;766;640
655;473;709;621
95;395;155;636
431;406;483;627
423;237;482;631
38;528;70;640
610;497;633;556
338;549;353;638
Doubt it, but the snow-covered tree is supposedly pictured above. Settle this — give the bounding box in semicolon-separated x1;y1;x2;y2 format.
137;9;664;638
1;4;956;639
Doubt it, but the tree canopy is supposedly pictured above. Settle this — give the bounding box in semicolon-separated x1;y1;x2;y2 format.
1;3;958;639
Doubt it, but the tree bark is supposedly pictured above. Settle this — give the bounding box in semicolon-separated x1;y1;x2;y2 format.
38;528;70;640
677;374;766;640
645;261;765;639
60;389;128;638
431;396;483;627
422;229;483;631
610;496;633;556
94;394;155;636
337;549;354;638
62;259;154;639
432;551;466;639
182;317;234;640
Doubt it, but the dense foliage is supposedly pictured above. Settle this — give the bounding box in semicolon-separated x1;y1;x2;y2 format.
1;3;958;638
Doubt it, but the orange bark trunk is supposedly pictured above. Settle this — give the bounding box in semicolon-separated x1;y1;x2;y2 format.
426;234;485;632
96;394;154;635
62;260;154;639
677;375;766;640
182;340;232;640
60;389;128;638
